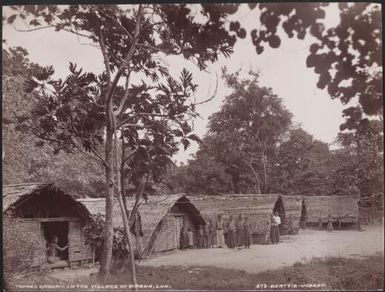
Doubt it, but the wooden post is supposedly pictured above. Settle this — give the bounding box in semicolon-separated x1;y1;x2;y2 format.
356;216;362;231
265;232;269;244
92;248;95;267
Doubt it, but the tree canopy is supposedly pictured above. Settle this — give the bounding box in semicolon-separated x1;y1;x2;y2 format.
220;3;382;130
163;69;293;194
8;3;239;278
272;128;333;196
206;69;293;193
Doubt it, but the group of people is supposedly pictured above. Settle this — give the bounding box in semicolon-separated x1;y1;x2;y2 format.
179;214;257;249
216;214;253;249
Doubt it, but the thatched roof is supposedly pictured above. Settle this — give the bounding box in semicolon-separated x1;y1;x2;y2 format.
191;194;280;212
2;182;90;218
281;195;303;212
304;195;359;223
77;194;205;253
190;194;281;234
3;183;51;212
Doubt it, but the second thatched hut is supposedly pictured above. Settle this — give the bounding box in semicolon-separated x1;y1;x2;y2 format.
189;194;303;244
78;194;205;258
303;195;359;227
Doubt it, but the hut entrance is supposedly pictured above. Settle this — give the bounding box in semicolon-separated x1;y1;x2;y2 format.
175;216;184;249
273;196;286;233
42;221;69;260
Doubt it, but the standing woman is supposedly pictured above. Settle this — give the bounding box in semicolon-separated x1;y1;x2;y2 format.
197;225;204;248
209;219;216;248
275;211;281;244
216;215;226;248
179;225;187;249
243;216;252;248
270;213;276;244
224;222;229;247
270;211;281;244
327;214;333;232
236;214;244;248
187;228;194;248
227;215;236;249
204;222;210;248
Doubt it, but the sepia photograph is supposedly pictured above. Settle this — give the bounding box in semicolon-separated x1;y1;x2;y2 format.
2;2;384;291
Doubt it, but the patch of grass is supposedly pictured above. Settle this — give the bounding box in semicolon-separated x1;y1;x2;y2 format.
5;255;384;291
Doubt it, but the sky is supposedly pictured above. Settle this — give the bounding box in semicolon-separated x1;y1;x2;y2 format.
2;4;355;164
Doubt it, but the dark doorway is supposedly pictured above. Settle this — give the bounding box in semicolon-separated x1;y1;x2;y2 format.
300;199;308;229
273;196;286;233
273;197;285;222
42;221;69;260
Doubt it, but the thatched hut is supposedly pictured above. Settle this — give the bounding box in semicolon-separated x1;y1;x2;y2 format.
77;194;205;257
3;183;92;270
358;194;383;225
190;194;303;244
303;195;359;226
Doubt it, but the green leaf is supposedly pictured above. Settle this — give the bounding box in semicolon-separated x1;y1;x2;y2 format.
181;138;191;151
187;134;202;144
7;15;17;24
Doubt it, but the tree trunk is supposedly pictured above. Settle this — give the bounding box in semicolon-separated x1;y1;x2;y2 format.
246;161;261;194
115;128;138;287
100;126;114;277
262;152;267;193
116;190;138;286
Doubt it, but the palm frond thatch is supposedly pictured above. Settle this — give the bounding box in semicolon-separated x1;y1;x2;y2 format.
304;195;359;223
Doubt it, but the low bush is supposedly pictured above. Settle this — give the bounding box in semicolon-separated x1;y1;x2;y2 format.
3;218;38;274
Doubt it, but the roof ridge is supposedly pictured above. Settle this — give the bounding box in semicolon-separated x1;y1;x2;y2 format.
77;193;186;202
3;182;53;188
77;198;105;201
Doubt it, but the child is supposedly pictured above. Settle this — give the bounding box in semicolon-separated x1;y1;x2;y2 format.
47;236;68;264
318;217;323;230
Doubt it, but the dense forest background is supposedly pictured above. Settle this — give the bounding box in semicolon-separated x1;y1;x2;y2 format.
2;47;106;197
2;46;383;200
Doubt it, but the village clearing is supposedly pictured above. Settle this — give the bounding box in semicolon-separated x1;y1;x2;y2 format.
6;225;383;291
139;225;384;273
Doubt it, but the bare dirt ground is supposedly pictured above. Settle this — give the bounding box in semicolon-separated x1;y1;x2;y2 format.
139;225;384;274
49;267;99;281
